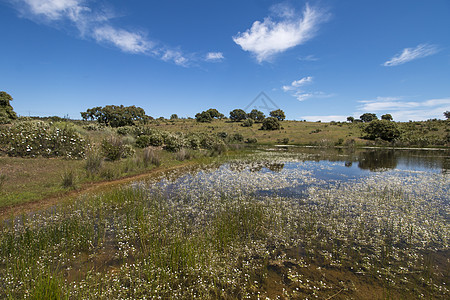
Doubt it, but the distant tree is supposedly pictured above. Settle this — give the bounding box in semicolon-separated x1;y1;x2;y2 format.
206;108;224;119
360;113;378;123
381;114;393;121
347;116;354;123
363;120;401;141
80;105;148;127
247;109;265;122
270;109;286;121
444;111;450;120
229;109;247;122
0;91;18;124
170;114;179;120
261;117;281;130
195;111;212;123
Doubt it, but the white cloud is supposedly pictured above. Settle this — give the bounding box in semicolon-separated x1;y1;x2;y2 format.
383;44;439;67
282;76;313;91
357;96;450;121
93;26;151;54
21;0;87;21
205;52;224;62
233;4;329;62
13;0;196;66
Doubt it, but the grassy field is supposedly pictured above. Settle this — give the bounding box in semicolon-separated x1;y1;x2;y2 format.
151;119;365;145
0;117;448;210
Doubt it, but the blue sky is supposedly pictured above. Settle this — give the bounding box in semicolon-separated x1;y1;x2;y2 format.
1;0;449;121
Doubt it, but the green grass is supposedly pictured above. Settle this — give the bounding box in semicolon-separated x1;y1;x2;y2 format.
0;152;447;299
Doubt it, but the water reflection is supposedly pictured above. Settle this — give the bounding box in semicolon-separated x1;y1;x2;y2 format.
281;147;449;173
357;150;397;171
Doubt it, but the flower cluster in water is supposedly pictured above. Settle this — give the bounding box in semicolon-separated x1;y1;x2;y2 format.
0;150;448;298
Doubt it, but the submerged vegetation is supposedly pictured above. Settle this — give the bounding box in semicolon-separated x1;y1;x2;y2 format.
0;150;448;298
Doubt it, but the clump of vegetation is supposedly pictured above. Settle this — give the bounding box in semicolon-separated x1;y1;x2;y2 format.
101;137;134;161
0;91;17;124
247;109;265;122
269;109;285;121
363;120;402;141
360;113;378;123
84;151;103;176
61;169;77;189
0;121;87;158
229;109;247;122
241;118;254;127
261;117;281;130
142;147;161;167
81;105;150;127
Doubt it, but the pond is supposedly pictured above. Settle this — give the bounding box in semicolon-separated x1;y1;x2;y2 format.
1;147;448;299
133;147;449;298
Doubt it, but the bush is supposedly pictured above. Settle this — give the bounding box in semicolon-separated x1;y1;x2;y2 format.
117;126;134;135
101;137;134;161
229;133;244;142
261;117;281;130
0;121;87;158
241;119;254;127
142;147;161;167
175;148;193;161
164;134;186;152
277;138;289;144
217;132;228;139
85;151;103;176
245;138;257;144
61;170;77;189
364;120;402;141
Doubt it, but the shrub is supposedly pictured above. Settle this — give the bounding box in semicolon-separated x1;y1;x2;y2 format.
217;132;228;139
84;151;103;176
117;126;134;135
277;138;289;144
135;135;151;148
0;173;6;190
61;170;77;189
364;120;402;141
261;117;281;130
175;148;193;161
229;133;244;142
170;114;179;120
101;137;134;161
0;121;87;158
241;119;254;127
164;134;186;152
245;138;257;144
142;147;161;167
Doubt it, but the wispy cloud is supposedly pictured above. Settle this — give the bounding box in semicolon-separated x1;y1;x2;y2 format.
383;44;439;67
282;76;333;102
93;26;151;54
205;52;224;62
357;96;450;121
233;3;329;62
10;0;212;66
282;76;313;92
